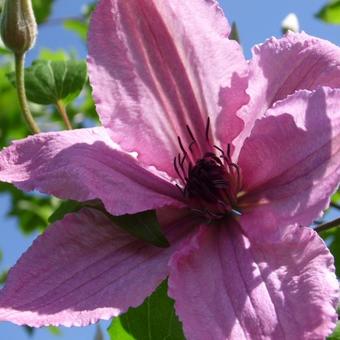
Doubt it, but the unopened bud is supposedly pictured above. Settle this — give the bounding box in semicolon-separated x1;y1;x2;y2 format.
0;0;37;54
281;13;300;34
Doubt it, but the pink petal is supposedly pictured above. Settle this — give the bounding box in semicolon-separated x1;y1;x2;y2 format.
238;87;340;236
168;222;338;340
233;32;340;154
0;208;195;327
87;0;248;176
0;128;183;216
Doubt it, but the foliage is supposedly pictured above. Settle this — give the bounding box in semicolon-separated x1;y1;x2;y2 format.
108;280;185;340
316;0;340;24
63;3;96;40
49;200;170;248
32;0;54;24
8;59;87;105
110;210;170;248
0;1;338;339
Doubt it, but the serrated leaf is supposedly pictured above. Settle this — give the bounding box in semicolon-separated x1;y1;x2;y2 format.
316;0;340;24
9;60;87;105
108;280;185;340
110;210;170;248
48;200;82;224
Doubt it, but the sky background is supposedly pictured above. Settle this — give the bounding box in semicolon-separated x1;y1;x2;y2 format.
0;0;339;339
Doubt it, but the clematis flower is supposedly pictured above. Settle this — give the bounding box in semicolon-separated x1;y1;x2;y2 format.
0;0;339;338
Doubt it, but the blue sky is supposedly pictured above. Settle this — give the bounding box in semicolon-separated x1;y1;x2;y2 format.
0;0;339;339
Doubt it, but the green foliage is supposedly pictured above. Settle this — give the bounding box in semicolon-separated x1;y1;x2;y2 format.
64;19;88;41
328;325;340;340
110;210;170;248
316;0;340;24
48;200;82;224
9;59;87;105
63;2;96;41
0;62;30;146
49;201;169;248
229;22;240;43
0;250;6;286
0;270;8;285
108;280;185;340
0;183;55;234
39;48;70;61
32;0;54;24
320;226;340;277
49;326;62;335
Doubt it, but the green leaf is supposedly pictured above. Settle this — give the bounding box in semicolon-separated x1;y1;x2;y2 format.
328;321;340;339
0;183;54;234
110;210;170;248
24;326;34;336
32;0;54;24
64;19;88;41
108;280;185;340
320;226;340;276
48;200;82;224
9;59;87;105
316;0;340;24
39;48;70;62
48;326;62;336
49;201;168;247
332;191;340;204
0;270;8;285
229;22;240;43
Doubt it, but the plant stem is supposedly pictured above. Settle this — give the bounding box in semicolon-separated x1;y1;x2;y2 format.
55;100;72;130
314;217;340;233
15;53;40;134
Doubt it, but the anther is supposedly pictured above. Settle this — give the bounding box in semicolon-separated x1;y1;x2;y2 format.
205;117;210;141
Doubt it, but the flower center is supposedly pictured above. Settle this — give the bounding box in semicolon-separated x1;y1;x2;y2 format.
174;119;241;221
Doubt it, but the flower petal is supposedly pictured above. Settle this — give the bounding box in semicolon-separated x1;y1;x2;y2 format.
0;208;194;327
88;0;248;175
168;222;338;340
0;128;183;215
238;87;340;234
233;32;340;154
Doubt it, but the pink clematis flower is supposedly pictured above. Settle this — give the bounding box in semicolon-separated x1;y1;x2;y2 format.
0;0;339;338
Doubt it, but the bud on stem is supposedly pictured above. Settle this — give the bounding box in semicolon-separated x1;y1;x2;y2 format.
0;0;40;133
0;0;37;54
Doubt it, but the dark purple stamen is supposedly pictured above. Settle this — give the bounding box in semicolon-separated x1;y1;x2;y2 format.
174;118;241;221
205;117;210;142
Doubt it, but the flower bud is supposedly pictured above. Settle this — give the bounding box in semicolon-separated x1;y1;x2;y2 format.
281;13;300;34
0;0;37;54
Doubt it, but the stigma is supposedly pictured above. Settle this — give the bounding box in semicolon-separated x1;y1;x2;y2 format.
174;118;242;222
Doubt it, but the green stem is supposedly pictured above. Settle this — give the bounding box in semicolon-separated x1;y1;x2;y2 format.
55;100;72;130
15;53;40;134
314;217;340;233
